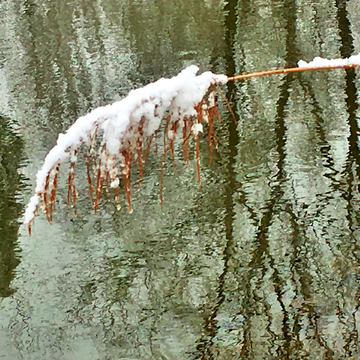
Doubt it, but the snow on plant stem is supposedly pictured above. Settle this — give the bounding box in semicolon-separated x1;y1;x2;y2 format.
23;65;227;233
227;53;360;81
23;54;360;234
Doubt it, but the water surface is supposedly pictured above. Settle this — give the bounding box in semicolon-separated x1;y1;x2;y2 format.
1;0;360;359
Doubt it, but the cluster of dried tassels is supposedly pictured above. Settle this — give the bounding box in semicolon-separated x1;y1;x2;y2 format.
25;55;360;234
33;88;220;234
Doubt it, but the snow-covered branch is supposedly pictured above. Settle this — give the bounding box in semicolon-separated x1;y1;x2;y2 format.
24;54;360;233
24;66;227;232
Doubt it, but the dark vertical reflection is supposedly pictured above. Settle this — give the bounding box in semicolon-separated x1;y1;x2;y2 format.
0;115;23;297
336;1;360;357
222;0;240;274
238;0;303;358
336;0;360;229
195;0;240;357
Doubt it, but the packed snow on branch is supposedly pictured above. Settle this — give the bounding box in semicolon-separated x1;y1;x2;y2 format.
23;65;228;231
298;53;360;68
24;54;360;233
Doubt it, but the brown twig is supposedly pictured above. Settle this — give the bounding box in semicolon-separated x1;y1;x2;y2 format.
227;63;359;82
215;83;237;125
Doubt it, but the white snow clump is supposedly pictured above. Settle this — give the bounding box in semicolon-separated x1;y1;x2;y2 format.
298;53;360;68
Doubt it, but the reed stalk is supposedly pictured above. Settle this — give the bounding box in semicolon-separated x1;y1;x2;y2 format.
227;63;359;82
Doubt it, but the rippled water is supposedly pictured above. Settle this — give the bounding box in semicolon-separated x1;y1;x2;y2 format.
1;0;360;359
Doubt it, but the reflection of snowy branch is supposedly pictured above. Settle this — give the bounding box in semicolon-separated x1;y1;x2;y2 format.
24;54;360;234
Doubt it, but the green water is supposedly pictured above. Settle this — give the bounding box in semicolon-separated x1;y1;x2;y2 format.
1;0;360;358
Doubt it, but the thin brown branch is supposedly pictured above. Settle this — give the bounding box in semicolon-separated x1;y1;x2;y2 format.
215;83;237;125
227;63;359;82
